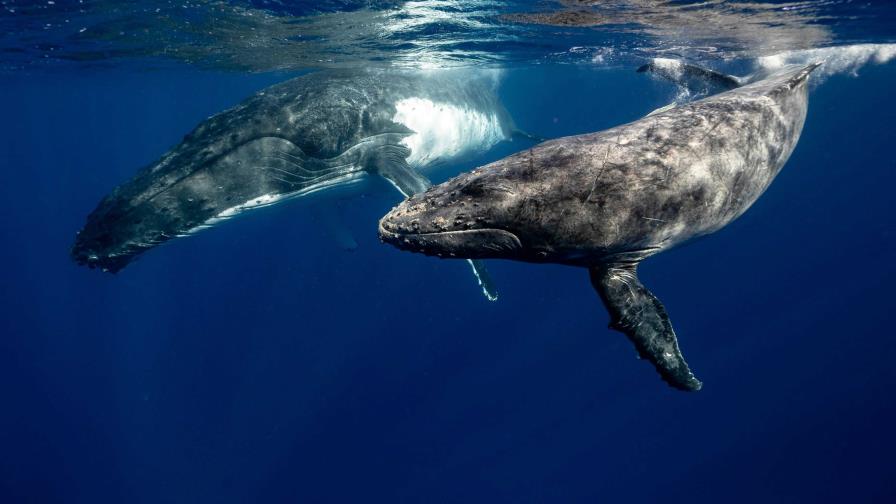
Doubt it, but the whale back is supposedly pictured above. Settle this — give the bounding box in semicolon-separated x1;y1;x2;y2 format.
419;63;818;265
582;63;816;258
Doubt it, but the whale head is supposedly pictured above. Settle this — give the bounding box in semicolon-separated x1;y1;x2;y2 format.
70;129;356;273
70;189;168;273
379;160;568;263
69;148;249;273
70;104;327;273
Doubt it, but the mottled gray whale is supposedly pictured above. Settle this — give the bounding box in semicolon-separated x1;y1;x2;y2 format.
72;69;529;300
379;63;820;390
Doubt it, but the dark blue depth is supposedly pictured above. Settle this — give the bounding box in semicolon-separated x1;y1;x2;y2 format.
1;63;894;503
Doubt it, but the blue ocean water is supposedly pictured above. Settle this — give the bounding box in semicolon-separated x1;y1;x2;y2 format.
2;2;895;503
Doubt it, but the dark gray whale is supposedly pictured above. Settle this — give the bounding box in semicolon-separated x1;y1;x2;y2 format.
379;63;820;390
72;69;525;300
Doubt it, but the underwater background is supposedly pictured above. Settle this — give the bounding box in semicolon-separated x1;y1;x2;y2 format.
2;1;895;502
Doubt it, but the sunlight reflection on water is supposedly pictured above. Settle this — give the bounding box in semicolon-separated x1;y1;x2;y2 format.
0;0;893;73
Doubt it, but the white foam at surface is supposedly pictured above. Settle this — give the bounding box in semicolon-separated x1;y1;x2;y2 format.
757;43;896;81
651;57;685;78
589;47;615;65
392;97;505;169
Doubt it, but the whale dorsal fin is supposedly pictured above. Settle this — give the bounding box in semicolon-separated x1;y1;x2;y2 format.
589;264;702;391
645;102;679;117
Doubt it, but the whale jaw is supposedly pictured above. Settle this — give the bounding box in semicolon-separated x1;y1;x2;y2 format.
378;219;523;260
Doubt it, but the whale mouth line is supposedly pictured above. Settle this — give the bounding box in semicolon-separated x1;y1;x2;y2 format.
378;225;518;240
378;224;523;258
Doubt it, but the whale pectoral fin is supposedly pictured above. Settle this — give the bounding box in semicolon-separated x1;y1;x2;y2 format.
370;143;431;197
466;259;499;301
589;264;703;391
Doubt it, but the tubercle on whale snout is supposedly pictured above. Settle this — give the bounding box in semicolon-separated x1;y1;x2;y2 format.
70;248;134;273
70;229;141;273
378;208;523;260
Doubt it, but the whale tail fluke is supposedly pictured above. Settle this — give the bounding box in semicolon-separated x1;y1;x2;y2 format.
638;59;742;95
590;264;703;392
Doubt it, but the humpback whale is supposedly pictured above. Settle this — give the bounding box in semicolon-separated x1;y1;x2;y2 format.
379;63;820;390
72;69;529;300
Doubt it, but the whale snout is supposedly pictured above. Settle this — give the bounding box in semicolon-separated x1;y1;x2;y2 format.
70;192;171;274
379;218;523;259
71;244;133;273
378;194;522;259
